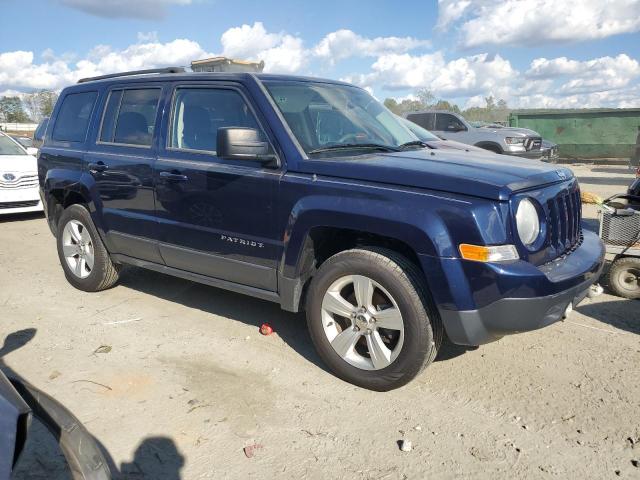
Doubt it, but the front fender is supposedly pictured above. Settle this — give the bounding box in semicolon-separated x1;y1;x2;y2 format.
279;178;511;279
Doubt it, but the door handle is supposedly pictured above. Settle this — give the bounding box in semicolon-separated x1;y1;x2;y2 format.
88;162;108;173
159;171;189;182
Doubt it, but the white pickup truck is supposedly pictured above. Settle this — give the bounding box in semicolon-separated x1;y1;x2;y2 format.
405;110;544;159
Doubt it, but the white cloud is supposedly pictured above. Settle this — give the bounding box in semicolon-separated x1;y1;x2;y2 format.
220;22;306;74
348;52;515;99
347;48;640;109
313;30;430;64
525;54;640;96
60;0;193;19
0;39;208;92
437;0;640;47
218;23;432;73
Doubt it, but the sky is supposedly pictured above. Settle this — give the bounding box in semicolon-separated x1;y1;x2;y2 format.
1;0;640;109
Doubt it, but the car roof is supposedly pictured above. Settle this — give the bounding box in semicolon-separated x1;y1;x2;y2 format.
72;71;355;88
406;110;461;115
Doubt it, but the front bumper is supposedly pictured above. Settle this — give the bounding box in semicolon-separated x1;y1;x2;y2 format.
505;148;544;160
0;187;43;215
0;199;43;215
429;230;605;346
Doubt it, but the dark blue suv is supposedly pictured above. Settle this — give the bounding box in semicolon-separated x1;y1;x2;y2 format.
38;68;605;391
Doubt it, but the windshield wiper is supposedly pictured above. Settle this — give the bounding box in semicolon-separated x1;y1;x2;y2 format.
308;143;400;154
398;140;429;149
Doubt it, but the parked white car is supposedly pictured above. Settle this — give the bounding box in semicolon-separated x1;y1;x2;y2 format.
0;132;43;215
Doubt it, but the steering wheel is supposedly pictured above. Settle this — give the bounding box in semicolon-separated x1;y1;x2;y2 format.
338;133;361;143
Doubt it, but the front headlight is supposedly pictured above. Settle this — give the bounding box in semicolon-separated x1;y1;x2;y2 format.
516;198;541;246
505;137;525;145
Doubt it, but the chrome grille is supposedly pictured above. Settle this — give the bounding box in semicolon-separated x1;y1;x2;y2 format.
0;174;38;189
524;137;542;151
0;200;40;209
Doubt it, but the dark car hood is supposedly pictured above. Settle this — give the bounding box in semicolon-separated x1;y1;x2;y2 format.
296;149;573;201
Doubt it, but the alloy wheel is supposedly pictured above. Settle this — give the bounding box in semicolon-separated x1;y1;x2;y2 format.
321;275;404;370
61;220;95;279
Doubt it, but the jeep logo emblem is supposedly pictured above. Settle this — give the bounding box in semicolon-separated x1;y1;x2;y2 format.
2;173;16;182
556;170;566;180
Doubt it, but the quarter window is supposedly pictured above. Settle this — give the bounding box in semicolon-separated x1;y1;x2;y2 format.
170;88;261;153
99;88;160;147
52;91;97;143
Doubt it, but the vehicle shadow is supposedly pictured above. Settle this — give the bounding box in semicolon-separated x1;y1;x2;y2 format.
1;329;185;480
118;266;328;373
0;211;45;224
119;266;474;367
576;298;639;335
435;339;478;362
577;176;633;187
590;167;634;175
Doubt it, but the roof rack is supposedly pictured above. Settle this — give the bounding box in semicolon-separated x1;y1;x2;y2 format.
77;67;186;84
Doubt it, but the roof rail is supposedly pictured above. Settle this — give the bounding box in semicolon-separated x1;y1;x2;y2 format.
77;67;186;84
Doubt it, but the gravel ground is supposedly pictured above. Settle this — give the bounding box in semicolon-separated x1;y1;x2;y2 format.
2;163;639;480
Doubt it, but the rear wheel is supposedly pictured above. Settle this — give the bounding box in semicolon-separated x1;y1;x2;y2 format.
608;257;640;299
56;204;120;292
306;248;442;391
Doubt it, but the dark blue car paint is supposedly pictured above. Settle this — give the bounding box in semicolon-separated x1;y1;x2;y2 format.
39;72;605;346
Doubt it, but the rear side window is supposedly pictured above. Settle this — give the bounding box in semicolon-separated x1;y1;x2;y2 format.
99;88;161;147
406;113;433;130
52;92;97;143
169;88;261;153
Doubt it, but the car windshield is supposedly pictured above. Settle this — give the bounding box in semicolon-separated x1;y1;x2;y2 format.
263;81;419;156
0;135;26;155
398;116;440;141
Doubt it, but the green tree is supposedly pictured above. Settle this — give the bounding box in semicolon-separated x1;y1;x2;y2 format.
416;88;435;108
22;90;58;121
433;100;461;114
37;90;58;117
384;98;400;114
0;96;30;123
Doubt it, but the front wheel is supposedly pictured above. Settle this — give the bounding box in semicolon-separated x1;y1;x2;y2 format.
306;248;442;391
608;257;640;299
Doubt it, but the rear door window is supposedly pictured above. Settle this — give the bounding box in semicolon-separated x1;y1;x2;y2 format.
99;88;161;147
406;113;434;130
52;91;98;143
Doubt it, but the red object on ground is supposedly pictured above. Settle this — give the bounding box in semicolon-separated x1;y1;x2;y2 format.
260;323;274;336
243;444;263;458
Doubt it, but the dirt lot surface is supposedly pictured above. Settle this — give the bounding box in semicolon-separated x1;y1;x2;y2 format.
2;164;639;479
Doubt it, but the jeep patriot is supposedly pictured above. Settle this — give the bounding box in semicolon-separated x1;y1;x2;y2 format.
38;68;605;391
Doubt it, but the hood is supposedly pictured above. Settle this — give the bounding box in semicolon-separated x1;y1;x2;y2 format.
426;139;490;154
479;126;540;137
297;149;573;201
0;155;37;176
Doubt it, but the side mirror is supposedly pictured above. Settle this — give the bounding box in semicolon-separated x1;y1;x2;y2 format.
217;127;276;164
26;147;38;156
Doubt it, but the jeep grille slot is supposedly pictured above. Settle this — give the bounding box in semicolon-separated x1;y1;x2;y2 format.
546;186;581;257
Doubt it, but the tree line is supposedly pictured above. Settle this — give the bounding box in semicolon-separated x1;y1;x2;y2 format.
384;88;510;124
0;90;58;123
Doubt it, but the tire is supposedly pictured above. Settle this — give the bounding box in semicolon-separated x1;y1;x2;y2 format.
306;248;443;391
608;257;640;299
480;144;502;154
56;204;120;292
